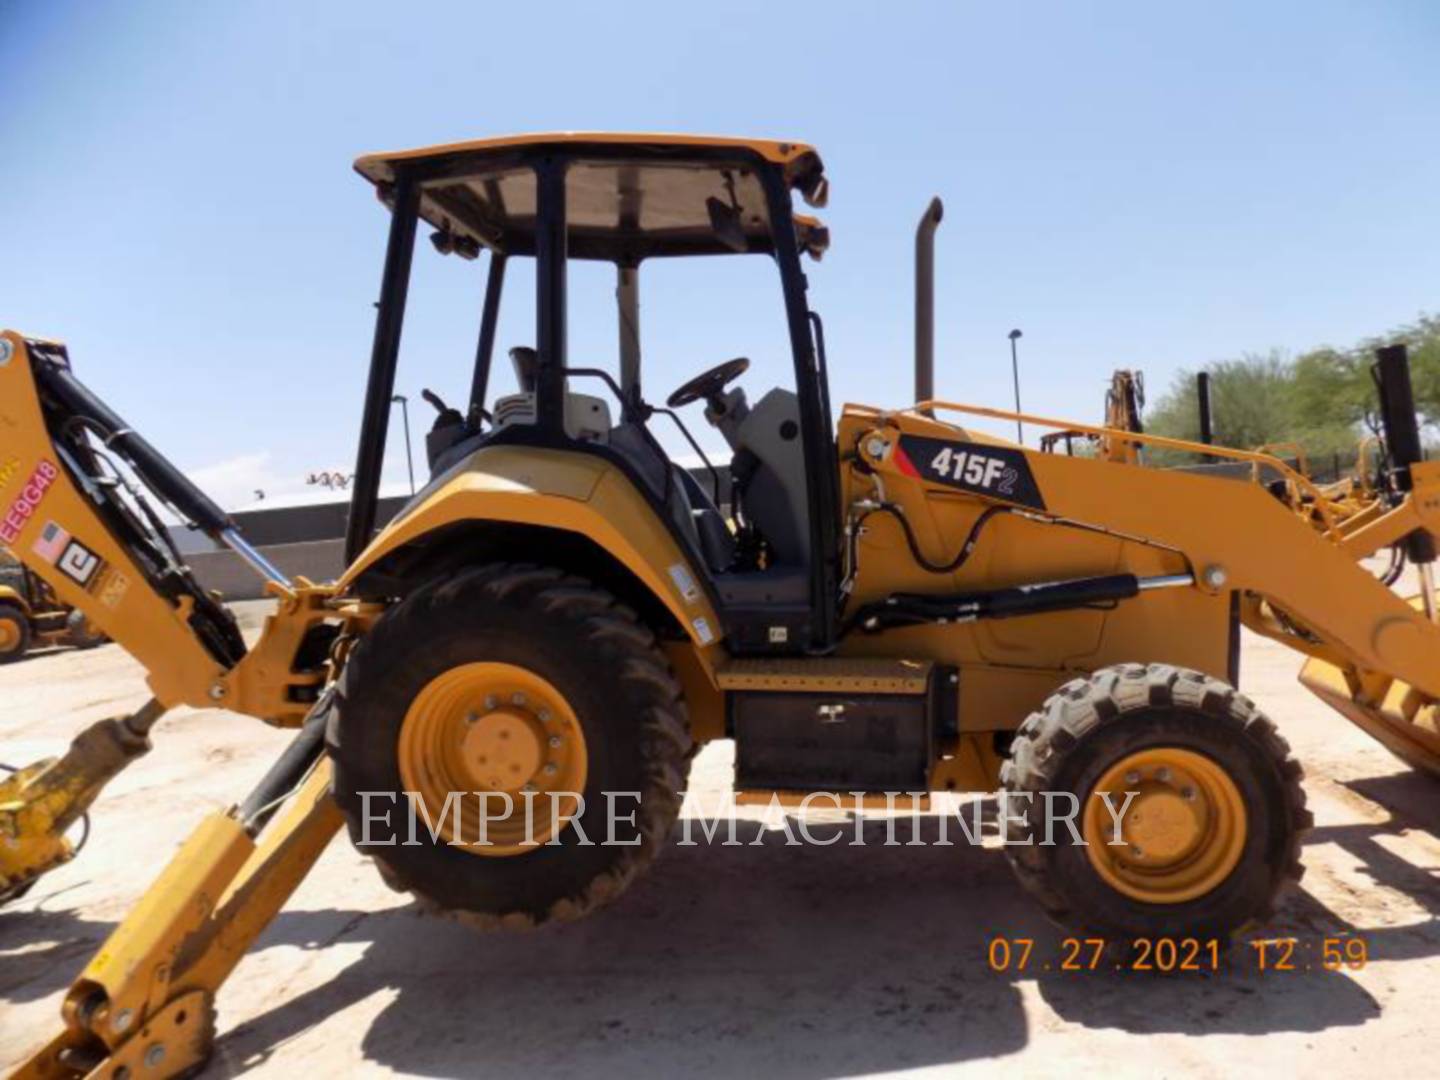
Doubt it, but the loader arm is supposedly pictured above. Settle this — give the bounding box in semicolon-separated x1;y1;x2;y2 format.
852;374;1440;777
867;399;1440;693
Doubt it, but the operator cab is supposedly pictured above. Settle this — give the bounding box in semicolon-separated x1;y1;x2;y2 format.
351;135;839;652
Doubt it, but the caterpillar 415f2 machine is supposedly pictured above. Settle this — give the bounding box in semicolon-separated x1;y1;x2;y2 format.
6;133;1440;1078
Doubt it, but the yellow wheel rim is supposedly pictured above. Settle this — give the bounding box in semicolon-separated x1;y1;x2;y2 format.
0;618;21;654
1081;747;1247;904
397;662;588;857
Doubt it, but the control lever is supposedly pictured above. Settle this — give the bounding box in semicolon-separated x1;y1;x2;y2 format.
421;388;465;430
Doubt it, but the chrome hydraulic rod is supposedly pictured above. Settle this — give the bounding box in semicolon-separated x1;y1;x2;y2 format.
1138;573;1196;591
218;527;292;589
1419;562;1437;624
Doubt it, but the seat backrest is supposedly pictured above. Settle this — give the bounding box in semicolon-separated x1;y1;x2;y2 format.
731;388;809;565
606;421;732;569
491;391;611;443
606;422;671;501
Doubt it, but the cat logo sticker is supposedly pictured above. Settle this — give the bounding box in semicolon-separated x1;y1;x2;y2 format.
893;435;1046;511
57;539;103;587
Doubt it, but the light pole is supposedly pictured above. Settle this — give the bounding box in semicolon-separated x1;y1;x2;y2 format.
391;394;415;496
1007;329;1024;445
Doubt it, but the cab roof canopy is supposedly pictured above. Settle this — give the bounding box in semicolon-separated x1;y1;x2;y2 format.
354;133;829;262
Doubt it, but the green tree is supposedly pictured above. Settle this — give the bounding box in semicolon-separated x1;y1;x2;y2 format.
1288;346;1375;456
1133;311;1440;472
1145;352;1300;464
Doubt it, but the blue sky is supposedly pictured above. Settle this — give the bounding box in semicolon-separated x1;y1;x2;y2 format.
2;0;1437;508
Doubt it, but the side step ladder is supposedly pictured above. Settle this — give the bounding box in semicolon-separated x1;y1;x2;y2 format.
716;657;952;800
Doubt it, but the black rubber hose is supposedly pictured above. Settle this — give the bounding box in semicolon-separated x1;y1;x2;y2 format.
859;502;1010;575
238;698;330;835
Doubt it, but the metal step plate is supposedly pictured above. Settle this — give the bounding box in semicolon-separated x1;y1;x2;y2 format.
715;656;933;695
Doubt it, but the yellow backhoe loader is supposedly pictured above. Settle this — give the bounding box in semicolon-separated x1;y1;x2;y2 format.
5;133;1440;1078
0;547;106;662
1039;368;1146;463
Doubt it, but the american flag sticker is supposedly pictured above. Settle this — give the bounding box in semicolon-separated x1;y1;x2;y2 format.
31;520;70;564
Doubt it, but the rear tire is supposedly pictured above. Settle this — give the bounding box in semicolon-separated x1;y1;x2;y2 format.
0;605;30;663
328;563;692;929
1000;663;1311;942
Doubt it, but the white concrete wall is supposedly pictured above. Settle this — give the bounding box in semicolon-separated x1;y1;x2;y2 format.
186;539;346;600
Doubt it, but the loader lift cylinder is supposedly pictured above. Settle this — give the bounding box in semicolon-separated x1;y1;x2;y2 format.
1374;343;1437;619
1196;371;1215;461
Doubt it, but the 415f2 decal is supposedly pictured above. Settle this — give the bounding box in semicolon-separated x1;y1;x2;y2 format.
893;435;1046;510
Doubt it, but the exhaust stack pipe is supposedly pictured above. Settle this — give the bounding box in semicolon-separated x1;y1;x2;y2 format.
914;197;944;414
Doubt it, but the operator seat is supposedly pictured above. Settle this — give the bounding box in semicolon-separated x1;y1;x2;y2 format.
606;422;735;573
709;387;810;567
490;347;611;441
427;347;610;478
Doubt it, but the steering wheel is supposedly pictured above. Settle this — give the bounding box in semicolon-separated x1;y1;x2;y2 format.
666;357;751;409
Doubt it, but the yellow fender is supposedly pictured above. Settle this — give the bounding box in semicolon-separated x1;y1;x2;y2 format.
0;582;32;615
339;444;725;677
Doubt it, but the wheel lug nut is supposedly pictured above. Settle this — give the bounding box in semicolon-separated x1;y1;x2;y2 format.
544;763;557;775
1180;786;1196;800
1155;767;1172;783
548;735;561;748
538;709;551;722
512;692;527;706
465;711;479;724
484;695;497;710
1124;770;1141;786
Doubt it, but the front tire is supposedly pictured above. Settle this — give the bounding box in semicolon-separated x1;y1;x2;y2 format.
0;604;30;663
328;564;692;929
1000;663;1311;942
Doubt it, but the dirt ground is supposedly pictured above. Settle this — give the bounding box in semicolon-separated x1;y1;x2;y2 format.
3;601;1438;1079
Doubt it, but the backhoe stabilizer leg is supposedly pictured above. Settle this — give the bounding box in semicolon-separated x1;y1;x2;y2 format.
12;730;341;1080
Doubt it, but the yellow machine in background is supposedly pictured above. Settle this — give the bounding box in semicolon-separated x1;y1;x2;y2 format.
4;134;1440;1078
0;548;105;662
1038;368;1146;464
